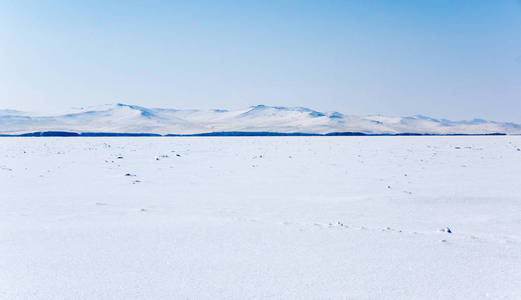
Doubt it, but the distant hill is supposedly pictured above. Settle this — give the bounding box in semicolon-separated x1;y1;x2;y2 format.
1;103;520;135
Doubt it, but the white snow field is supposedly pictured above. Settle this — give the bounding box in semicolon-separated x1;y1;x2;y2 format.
1;136;521;299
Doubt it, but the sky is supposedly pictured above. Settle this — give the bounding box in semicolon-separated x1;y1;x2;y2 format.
1;0;520;122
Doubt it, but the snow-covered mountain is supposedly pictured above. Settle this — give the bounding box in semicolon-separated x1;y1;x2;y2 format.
1;103;520;135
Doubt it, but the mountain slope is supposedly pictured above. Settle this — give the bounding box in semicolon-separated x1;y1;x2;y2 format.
0;103;520;135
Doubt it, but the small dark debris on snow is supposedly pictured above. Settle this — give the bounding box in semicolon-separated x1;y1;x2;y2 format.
440;227;452;233
125;173;136;177
176;154;181;157
117;156;124;159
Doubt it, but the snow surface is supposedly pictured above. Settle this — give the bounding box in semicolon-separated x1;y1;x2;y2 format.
1;103;520;135
2;136;521;299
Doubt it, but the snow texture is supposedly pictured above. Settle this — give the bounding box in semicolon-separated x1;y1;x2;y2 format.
2;136;521;299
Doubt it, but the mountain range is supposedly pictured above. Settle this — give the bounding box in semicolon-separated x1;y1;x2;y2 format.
1;103;520;135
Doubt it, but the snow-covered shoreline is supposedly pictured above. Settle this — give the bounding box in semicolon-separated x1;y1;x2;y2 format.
2;104;520;135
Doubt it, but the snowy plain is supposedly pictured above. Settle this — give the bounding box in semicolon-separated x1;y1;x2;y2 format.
1;136;521;299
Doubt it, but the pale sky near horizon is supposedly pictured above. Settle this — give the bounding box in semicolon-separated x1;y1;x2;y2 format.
1;0;521;122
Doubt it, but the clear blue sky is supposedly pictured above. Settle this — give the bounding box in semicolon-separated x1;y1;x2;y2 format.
1;0;520;121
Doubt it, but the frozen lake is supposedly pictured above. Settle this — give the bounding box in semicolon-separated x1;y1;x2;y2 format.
2;136;521;299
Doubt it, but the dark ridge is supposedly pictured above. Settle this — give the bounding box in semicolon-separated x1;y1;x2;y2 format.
166;131;322;136
1;131;508;137
20;131;80;137
80;132;161;137
325;132;368;136
444;133;506;136
326;132;507;136
14;131;161;137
